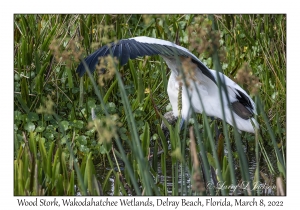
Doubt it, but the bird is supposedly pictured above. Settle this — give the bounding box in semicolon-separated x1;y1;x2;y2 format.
76;36;259;133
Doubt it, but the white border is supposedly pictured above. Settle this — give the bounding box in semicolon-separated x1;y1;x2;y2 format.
1;0;297;208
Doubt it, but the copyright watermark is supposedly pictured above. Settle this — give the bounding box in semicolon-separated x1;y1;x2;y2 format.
207;181;276;192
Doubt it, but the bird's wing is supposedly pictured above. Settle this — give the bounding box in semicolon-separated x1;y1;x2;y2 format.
76;36;216;84
209;69;257;117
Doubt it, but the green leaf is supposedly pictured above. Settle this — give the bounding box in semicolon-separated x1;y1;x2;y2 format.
44;132;54;140
44;114;53;121
60;121;69;131
107;102;116;114
114;172;120;196
61;136;68;144
28;112;39;121
87;99;96;109
99;145;106;154
41;24;58;51
15;73;20;81
14;111;23;121
38;138;48;177
73;120;84;129
67;170;75;195
28;132;37;159
47;141;55;179
102;169;113;192
56;173;64;195
15;95;30;114
103;80;117;103
128;59;138;90
137;70;145;103
277;161;286;178
141;122;150;157
35;126;45;132
207;152;216;169
66;67;74;89
24;122;35;132
221;156;231;193
21;77;30;106
76;135;87;145
86;153;97;195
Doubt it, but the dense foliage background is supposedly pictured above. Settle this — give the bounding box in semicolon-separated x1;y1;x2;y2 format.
14;14;286;196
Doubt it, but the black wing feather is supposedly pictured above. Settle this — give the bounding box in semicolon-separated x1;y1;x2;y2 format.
231;101;253;119
77;46;108;76
231;88;254;119
150;44;169;56
120;42;130;65
235;89;254;111
107;44;116;56
126;42;138;60
133;41;153;55
191;59;217;84
164;45;176;55
128;41;144;58
112;43;121;58
144;43;160;55
76;38;216;85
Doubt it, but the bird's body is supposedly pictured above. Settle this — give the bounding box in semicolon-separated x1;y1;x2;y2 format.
77;36;258;133
166;66;258;133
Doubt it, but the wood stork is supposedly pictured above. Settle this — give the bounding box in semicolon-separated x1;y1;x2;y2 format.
77;36;259;133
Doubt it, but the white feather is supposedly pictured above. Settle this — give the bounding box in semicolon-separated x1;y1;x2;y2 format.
131;36;200;62
166;60;258;133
